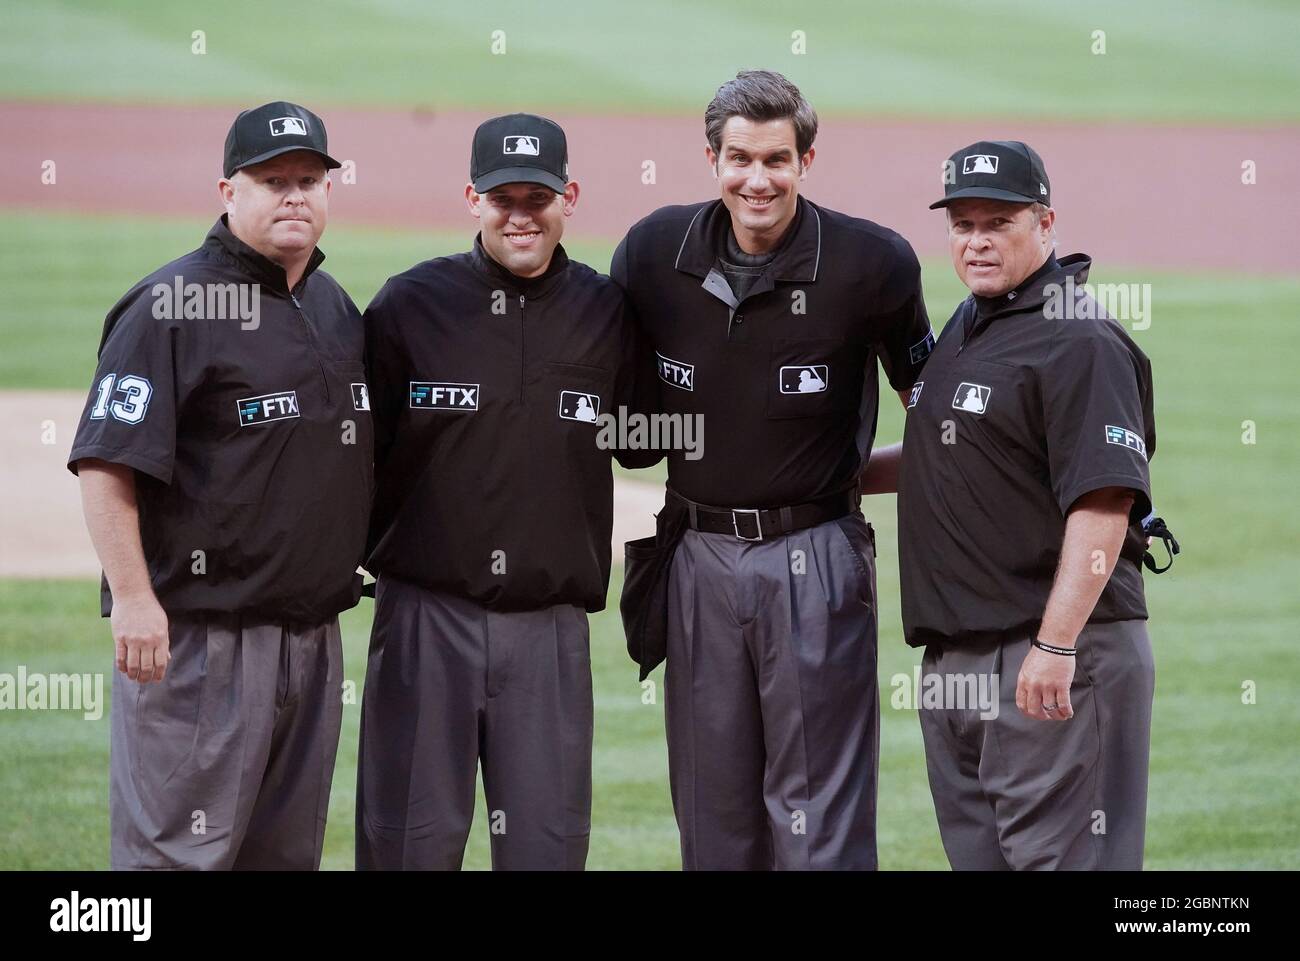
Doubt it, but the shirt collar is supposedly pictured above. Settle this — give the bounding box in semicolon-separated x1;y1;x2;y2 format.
470;234;571;298
674;195;821;284
962;253;1094;343
971;252;1096;319
203;215;326;294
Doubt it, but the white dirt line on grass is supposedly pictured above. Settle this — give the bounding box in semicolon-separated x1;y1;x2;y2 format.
0;390;93;579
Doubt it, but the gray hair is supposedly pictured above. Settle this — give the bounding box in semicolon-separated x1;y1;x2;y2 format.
1029;202;1057;247
705;70;818;160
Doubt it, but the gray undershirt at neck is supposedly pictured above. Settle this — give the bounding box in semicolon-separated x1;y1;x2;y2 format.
718;226;779;302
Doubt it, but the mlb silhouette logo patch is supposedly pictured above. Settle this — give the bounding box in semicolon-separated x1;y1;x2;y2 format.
907;381;924;409
410;382;479;411
779;365;828;394
951;382;991;414
351;383;370;411
237;390;299;426
503;135;540;156
270;117;308;136
962;154;999;175
558;390;600;423
1105;425;1147;458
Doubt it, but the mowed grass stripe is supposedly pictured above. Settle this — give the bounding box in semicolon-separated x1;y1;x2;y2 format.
2;0;1299;121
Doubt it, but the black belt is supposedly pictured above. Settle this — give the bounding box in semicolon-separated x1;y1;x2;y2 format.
667;486;859;542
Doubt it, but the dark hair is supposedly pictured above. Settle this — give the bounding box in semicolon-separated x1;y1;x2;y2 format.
704;70;818;159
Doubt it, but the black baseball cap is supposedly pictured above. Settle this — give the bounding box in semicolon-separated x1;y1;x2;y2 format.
470;113;568;194
223;101;341;178
930;140;1050;209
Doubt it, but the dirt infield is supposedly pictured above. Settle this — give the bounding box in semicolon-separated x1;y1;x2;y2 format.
0;392;96;578
0;391;660;579
2;100;1297;272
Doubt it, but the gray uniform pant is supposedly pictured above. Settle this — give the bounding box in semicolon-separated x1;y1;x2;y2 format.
110;613;344;870
918;619;1155;870
355;576;593;871
664;513;880;870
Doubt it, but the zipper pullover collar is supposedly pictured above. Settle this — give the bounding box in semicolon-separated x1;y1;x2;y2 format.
469;234;571;300
202;214;327;296
961;253;1093;345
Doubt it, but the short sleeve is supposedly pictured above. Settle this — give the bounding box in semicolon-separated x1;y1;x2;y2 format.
1041;321;1154;519
612;290;664;470
363;280;409;471
67;288;193;484
875;236;934;392
609;233;631;290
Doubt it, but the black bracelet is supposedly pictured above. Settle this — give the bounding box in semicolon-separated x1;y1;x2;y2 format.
1031;638;1077;656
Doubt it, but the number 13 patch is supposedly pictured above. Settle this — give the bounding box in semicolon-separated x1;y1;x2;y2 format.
88;373;153;425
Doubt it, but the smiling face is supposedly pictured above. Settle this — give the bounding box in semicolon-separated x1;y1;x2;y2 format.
706;116;813;254
466;180;579;278
219;151;330;265
945;197;1055;297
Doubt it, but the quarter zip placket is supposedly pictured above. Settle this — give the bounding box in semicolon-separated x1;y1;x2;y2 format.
291;289;330;402
957;305;1001;356
519;293;526;402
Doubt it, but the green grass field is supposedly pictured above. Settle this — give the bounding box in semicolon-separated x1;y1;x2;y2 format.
3;0;1299;122
1;207;1298;868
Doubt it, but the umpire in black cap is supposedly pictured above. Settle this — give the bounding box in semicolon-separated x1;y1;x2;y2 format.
355;113;657;870
886;140;1162;869
70;101;370;870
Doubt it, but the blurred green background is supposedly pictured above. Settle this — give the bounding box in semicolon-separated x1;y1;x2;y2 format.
2;0;1297;870
4;0;1300;121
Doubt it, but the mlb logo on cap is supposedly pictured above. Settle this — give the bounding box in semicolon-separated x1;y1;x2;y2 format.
931;140;1051;210
504;135;540;156
222;102;340;178
962;154;999;174
471;114;568;194
270;116;308;136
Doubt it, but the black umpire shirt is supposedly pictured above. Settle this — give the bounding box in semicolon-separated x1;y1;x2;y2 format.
612;196;933;508
364;237;653;613
68;215;373;623
897;253;1155;647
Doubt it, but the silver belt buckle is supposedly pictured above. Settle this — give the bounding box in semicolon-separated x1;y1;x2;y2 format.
731;508;763;542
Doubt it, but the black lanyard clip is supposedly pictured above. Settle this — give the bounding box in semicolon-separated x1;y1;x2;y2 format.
1141;516;1180;574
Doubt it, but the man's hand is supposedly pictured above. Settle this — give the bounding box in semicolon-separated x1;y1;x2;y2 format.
1021;486;1134;720
110;592;170;683
1015;644;1075;721
77;459;171;684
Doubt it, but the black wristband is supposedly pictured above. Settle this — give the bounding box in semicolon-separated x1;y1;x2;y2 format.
1031;638;1077;656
